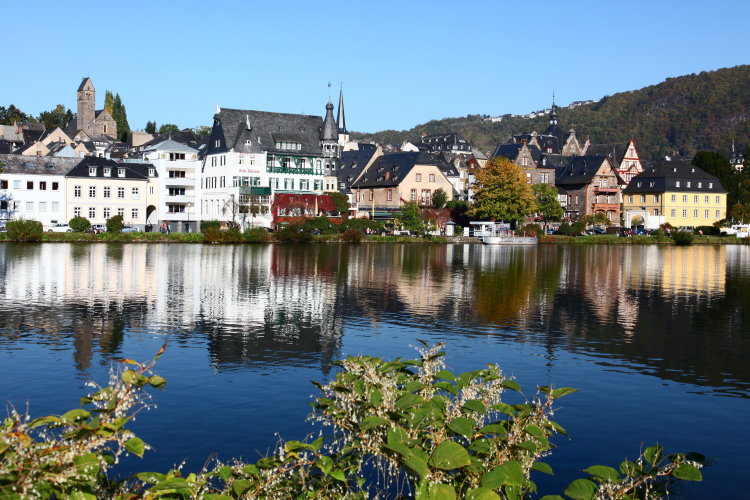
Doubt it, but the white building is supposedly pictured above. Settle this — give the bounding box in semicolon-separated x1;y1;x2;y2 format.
0;154;78;226
202;106;329;228
140;138;202;232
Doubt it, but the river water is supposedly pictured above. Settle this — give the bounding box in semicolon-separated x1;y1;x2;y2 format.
0;242;748;498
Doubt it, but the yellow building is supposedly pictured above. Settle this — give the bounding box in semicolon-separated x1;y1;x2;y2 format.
622;160;726;229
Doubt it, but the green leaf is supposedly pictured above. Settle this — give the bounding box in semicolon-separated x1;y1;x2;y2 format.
329;469;346;482
447;417;476;438
465;487;500;500
463;399;486;413
204;495;233;500
316;455;333;475
125;437;146;458
494;461;524;487
396;393;424;410
242;464;259;475
583;465;620;482
61;409;91;423
620;460;640;477
480;467;506;489
368;389;383;407
550;387;577;399
148;375;167;389
428;441;471;470
217;465;233;481
435;369;456;381
491;403;515;416
671;463;702;481
515;440;537;452
121;370;138;385
644;444;663;466
564;479;597;500
501;380;521;392
405;381;426;392
232;479;252;496
469;438;491;454
359;415;389;431
434;381;458;395
151;478;190;491
479;423;507;436
532;461;554;475
403;454;429;478
73;453;99;474
28;416;61;428
135;472;165;484
428;483;456;500
525;424;546;440
539;496;566;500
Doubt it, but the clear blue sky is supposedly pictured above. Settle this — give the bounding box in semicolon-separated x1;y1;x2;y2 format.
2;0;748;134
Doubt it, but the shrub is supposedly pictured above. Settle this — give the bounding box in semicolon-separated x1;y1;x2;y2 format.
6;219;43;242
303;216;334;234
68;216;91;233
694;225;718;236
571;221;586;235
672;231;694;246
340;217;382;234
520;223;542;237
203;228;243;243
0;345;705;499
558;222;572;235
341;228;363;243
276;224;313;243
243;227;271;243
106;215;124;233
200;220;221;233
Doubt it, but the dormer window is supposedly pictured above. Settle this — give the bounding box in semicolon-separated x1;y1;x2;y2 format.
104;168;111;177
686;181;691;188
697;182;702;188
149;168;155;177
118;168;125;177
637;182;642;187
88;167;96;176
675;181;680;187
709;182;713;188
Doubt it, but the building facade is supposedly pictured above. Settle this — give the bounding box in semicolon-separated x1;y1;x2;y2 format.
556;155;623;221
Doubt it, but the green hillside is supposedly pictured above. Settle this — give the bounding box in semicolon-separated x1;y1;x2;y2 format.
352;65;750;161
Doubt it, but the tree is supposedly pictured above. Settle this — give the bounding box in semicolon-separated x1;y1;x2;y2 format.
105;92;130;143
145;121;157;135
468;156;537;223
531;183;563;233
325;191;349;216
194;125;212;136
432;188;448;209
106;215;124;233
0;104;33;125
398;201;423;234
158;124;179;135
583;212;613;226
38;104;73;131
68;216;91;233
104;91;114;116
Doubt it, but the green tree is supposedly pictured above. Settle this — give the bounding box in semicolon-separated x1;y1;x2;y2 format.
532;183;563;233
469;156;537;223
325;191;350;215
68;216;91;233
194;125;212;136
145;121;157;135
0;104;33;125
106;215;124;233
398;201;423;234
38;104;73;131
104;90;114;116
432;187;448;209
106;92;130;143
158;124;180;135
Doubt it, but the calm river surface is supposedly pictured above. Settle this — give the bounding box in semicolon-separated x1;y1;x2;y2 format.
1;242;748;498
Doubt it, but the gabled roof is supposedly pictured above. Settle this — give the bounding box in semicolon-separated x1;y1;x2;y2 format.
584;143;629;168
623;160;726;194
556;155;614;186
142;137;198;154
208;108;324;157
0;125;23;143
77;77;93;91
0;153;79;175
65;156;156;179
352;151;421;189
338;144;378;188
492;143;542;163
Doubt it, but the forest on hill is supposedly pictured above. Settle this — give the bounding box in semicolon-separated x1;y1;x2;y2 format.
352;65;750;162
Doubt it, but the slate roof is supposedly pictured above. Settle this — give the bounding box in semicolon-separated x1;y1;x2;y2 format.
492;143;543;163
337;144;378;188
0;125;23;143
139;130;204;150
556;155;614;186
540;153;567;170
622;160;726;194
352;152;422;189
208;108;325;157
322;100;337;141
418;133;471;152
77;77;93;91
585;143;628;168
65;156;157;179
0;153;79;175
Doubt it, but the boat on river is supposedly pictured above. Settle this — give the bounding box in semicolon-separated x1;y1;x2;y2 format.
469;221;538;245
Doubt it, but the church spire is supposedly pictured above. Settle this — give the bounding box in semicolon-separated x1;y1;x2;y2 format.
337;85;347;134
322;97;337;141
549;91;558;126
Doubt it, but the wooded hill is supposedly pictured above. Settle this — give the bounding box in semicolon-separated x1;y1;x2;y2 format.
352;65;750;162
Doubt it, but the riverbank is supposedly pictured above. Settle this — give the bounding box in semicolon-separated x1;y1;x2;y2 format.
1;231;747;245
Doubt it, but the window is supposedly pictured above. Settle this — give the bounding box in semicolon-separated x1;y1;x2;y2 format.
88;167;97;176
686;182;691;188
704;195;709;203
149;186;154;195
671;209;676;217
104;168;111;177
168;205;186;213
26;201;33;211
118;187;125;198
709;182;713;189
387;189;392;201
132;208;139;220
39;182;47;190
682;209;687;218
74;185;82;197
410;189;417;201
52;182;59;191
282;157;291;169
51;202;59;212
640;195;646;203
13;180;20;189
526;172;532;183
314;180;322;191
675;181;681;188
284;178;293;190
169;188;186;196
628;195;633;203
27;181;33;190
117;208;124;217
149;168;155;177
103;207;110;219
704;209;709;218
575;195;579;205
131;187;140;199
89;207;96;219
0;180;7;189
716;209;720;218
541;172;549;183
693;209;698;218
693;195;698;203
415;174;422;182
654;195;660;203
89;186;96;198
300;179;309;191
368;190;373;201
168;170;186;178
429;174;435;183
74;206;81;217
654;209;659;216
421;189;431;205
716;196;720;204
118;168;125;177
698;182;702;188
682;195;687;203
520;157;528;166
104;187;110;198
671;194;676;202
0;200;6;209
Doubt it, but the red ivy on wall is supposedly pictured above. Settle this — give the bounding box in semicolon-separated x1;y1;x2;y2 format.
271;194;341;225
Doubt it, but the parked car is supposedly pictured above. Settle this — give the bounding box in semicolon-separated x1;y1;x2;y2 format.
120;226;139;233
47;223;72;233
89;224;106;234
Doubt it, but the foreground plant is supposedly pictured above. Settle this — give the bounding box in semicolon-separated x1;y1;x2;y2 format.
0;343;704;499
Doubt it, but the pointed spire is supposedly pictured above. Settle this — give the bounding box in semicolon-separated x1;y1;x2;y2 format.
549;91;558;126
337;84;347;134
322;97;337;141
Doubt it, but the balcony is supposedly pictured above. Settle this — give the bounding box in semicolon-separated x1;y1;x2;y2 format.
592;202;620;212
166;195;195;203
239;186;272;196
163;212;194;221
266;166;324;176
594;186;620;194
164;176;196;186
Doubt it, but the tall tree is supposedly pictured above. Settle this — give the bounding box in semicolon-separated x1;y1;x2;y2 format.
0;105;32;125
145;121;157;135
106;92;130;143
38;104;73;130
104;91;114;116
432;188;448;209
468;157;537;223
158;124;179;135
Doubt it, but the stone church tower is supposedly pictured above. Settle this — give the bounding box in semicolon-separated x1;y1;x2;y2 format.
77;78;96;136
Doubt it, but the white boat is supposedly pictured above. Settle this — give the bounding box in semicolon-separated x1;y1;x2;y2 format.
469;221;538;245
720;224;750;238
482;235;538;245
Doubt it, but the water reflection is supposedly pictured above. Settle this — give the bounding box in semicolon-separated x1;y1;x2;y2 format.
0;242;748;396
